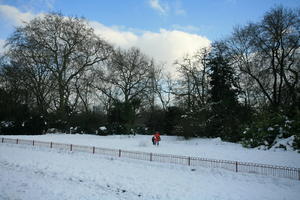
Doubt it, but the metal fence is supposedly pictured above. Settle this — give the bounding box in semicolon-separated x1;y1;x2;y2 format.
1;137;299;181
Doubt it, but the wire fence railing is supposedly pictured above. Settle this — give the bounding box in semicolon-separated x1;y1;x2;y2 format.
1;137;299;181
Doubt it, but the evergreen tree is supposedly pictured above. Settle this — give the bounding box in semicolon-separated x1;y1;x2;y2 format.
206;44;242;141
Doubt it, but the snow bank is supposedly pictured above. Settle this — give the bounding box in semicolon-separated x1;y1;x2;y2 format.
1;144;299;200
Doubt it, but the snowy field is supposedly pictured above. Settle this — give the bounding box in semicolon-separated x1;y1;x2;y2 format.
3;134;300;167
1;142;300;200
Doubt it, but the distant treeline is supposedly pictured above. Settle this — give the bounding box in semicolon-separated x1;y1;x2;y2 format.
0;7;299;150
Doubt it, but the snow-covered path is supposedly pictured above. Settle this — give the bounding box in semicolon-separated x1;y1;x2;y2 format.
4;134;300;167
1;143;300;200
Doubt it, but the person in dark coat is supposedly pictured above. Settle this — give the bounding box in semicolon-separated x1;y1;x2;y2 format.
152;135;156;145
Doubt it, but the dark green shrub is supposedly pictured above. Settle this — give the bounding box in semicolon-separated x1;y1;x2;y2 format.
242;111;299;149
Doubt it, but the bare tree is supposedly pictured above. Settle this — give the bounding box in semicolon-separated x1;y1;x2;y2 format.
0;52;54;115
6;13;112;117
0;57;34;108
154;71;173;110
230;7;300;110
95;47;154;105
174;47;211;110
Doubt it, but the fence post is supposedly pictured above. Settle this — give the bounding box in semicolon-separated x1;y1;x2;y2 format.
119;149;121;157
33;140;34;146
93;146;95;154
70;144;73;151
150;153;152;161
1;138;3;143
50;142;52;148
188;157;191;166
16;139;18;144
298;170;300;181
235;161;238;172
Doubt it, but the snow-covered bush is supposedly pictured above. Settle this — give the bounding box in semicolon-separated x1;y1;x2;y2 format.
47;128;61;133
96;126;108;135
241;112;300;151
0;121;16;134
291;116;300;151
69;126;84;134
293;135;300;151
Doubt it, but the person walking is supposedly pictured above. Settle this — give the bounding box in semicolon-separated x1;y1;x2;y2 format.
152;135;156;145
154;131;161;146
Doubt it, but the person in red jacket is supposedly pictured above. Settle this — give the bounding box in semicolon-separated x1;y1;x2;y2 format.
154;131;161;146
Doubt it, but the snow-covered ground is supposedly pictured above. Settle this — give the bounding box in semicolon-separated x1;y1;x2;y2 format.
1;143;300;200
3;134;300;168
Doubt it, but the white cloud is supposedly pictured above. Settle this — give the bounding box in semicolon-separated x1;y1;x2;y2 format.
149;0;168;15
174;0;186;16
90;21;211;75
90;21;138;48
0;5;211;76
0;4;35;26
171;24;200;33
134;29;210;75
149;0;186;17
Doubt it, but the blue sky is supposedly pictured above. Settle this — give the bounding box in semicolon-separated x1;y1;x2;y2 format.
0;0;299;72
1;0;299;40
54;0;299;40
